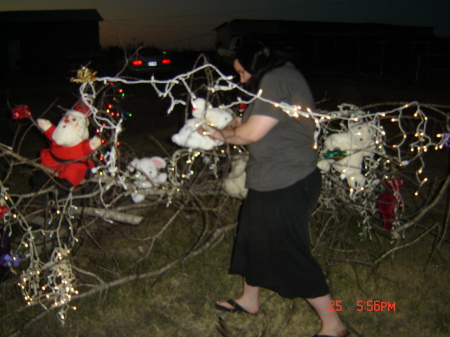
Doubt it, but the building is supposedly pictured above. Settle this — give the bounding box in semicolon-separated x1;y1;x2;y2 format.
0;9;103;76
215;19;450;81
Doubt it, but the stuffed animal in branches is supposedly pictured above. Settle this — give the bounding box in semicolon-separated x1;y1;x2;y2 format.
127;156;167;203
33;100;101;192
317;122;375;189
172;98;233;150
223;155;249;199
377;176;404;230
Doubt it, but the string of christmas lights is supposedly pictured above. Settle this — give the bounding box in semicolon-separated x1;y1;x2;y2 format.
88;64;448;201
0;61;448;325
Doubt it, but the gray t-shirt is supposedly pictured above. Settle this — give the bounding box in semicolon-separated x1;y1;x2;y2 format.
242;62;317;191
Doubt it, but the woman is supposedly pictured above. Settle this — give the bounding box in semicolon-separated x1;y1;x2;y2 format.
204;41;348;337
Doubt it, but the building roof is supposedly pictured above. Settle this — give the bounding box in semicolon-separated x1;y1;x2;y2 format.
214;19;435;38
0;9;103;23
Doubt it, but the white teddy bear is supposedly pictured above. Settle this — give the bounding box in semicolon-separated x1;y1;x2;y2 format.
171;98;233;150
223;154;249;199
127;156;167;203
317;122;375;189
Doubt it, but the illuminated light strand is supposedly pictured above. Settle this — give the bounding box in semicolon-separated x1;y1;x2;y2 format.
91;65;448;188
17;247;78;325
2;61;448;325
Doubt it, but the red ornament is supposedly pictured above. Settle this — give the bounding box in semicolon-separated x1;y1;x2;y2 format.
0;205;8;219
238;103;248;113
11;105;32;120
377;176;404;231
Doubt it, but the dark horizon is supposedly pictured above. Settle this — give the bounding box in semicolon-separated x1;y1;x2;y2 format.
1;0;449;50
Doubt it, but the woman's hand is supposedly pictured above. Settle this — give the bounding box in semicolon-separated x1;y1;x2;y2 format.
197;114;278;145
226;116;242;130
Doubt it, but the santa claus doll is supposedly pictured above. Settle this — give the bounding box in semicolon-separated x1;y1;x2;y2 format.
33;102;101;192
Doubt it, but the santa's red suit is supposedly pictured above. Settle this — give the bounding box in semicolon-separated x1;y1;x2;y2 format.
40;125;95;187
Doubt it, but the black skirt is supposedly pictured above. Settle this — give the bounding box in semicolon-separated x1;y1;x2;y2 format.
229;168;329;299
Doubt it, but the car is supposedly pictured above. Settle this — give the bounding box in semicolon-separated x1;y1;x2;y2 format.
126;47;172;75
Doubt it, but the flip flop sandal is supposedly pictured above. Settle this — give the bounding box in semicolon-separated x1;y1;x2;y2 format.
312;332;350;337
214;299;252;314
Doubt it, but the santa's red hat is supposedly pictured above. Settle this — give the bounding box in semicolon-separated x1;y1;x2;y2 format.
68;98;93;118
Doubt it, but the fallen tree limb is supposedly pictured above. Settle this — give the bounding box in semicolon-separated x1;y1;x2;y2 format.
70;207;144;225
6;222;237;337
73;222;236;300
390;174;450;239
24;207;145;226
373;222;442;265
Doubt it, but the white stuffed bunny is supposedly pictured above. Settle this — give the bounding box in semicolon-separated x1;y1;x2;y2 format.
127;156;167;203
171;98;233;150
317;123;375;189
223;155;249;199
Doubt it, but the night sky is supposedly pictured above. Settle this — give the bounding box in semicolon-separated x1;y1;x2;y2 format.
1;0;449;49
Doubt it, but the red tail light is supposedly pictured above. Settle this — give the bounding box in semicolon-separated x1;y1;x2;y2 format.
162;59;171;64
131;60;143;66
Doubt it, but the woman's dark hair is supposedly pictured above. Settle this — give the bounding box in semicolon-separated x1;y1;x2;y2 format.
235;40;286;92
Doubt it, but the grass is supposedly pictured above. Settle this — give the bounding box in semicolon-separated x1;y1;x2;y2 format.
1;199;448;337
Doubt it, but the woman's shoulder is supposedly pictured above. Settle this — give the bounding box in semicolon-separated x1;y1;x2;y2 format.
263;62;304;81
261;62;315;108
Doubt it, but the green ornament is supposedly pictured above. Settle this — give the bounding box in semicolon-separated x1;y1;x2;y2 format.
323;149;347;160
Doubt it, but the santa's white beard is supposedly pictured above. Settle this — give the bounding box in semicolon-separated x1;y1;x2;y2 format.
53;120;89;146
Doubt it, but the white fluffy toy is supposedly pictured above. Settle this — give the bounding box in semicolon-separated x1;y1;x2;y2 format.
172;98;233;150
223;155;249;199
127;156;167;203
317;122;375;189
